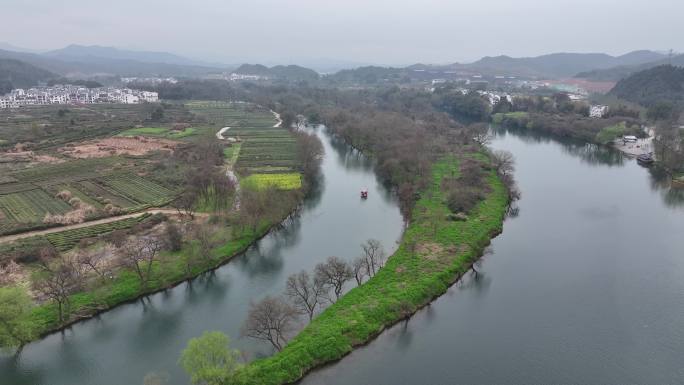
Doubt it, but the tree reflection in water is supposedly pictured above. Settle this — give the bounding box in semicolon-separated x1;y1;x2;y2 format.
494;125;684;208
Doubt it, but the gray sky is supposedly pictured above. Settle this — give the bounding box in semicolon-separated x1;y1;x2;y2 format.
2;0;681;65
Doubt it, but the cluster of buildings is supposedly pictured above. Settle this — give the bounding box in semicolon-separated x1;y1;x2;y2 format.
121;77;178;85
589;104;609;118
0;86;159;109
205;73;267;82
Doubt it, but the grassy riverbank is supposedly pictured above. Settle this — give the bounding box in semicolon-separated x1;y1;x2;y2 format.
236;156;508;384
492;111;643;144
26;203;299;339
1;101;313;348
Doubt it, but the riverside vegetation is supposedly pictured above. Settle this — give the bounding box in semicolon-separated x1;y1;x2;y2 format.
158;83;518;385
0;101;323;352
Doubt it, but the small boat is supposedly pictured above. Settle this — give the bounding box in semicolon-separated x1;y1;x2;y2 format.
360;188;368;199
637;153;654;165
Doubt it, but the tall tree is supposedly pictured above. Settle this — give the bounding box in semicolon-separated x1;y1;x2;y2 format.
0;286;36;352
360;239;386;277
314;256;353;301
284;270;326;321
241;296;297;351
33;255;81;323
119;236;163;285
179;331;241;385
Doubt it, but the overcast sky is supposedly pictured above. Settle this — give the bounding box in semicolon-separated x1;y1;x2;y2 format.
1;0;681;66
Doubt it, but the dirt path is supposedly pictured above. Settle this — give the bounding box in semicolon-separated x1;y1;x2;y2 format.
0;209;209;244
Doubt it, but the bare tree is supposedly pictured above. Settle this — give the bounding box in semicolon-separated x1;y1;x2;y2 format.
119;236;163;285
241;296;297;351
467;123;492;146
164;222;183;252
193;224;215;260
172;189;197;220
351;256;368;286
491;150;515;177
284;270;326;321
293;130;324;182
33;255;81;323
75;247;108;281
360;239;386;277
314;256;353;302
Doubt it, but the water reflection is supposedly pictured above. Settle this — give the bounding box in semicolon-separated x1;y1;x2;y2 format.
0;126;406;385
496;126;684;208
645;165;684;208
561;143;625;167
301;125;684;385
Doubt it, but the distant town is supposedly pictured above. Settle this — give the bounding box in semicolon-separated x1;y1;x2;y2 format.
0;85;158;108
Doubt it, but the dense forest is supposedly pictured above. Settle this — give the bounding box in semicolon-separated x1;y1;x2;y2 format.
609;65;684;107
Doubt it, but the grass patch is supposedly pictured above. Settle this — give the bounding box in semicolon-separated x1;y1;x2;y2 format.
118;127;169;136
167;127;196;139
595;121;628;144
236;156;508;385
224;143;242;166
242;173;302;190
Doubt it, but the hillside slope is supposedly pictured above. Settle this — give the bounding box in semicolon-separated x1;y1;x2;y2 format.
0;48;222;77
577;54;684;81
608;65;684;106
234;64;319;81
466;50;665;78
0;58;57;91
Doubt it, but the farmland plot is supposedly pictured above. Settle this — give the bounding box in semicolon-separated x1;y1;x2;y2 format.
0;189;71;223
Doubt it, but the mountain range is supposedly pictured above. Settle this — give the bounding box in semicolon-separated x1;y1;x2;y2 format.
576;53;684;81
0;44;680;91
0;45;228;79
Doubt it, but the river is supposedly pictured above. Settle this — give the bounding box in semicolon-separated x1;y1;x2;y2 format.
301;127;684;385
0;126;404;385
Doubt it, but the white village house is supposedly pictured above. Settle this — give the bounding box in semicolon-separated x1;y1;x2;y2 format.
0;85;158;109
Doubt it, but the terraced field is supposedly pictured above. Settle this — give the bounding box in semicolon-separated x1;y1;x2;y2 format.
0;189;72;222
0;156;177;236
45;213;152;252
187;101;301;176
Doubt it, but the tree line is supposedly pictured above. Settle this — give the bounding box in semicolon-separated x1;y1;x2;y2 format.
178;239;387;385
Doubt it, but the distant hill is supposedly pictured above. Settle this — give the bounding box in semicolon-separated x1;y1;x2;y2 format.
328;66;410;84
44;44;206;66
465;51;666;78
577;54;684;81
608;65;684;106
0;46;225;78
234;64;319;81
330;51;667;81
0;58;57;91
0;42;43;54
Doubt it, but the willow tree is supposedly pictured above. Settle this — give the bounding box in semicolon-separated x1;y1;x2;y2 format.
0;286;36;352
179;331;241;385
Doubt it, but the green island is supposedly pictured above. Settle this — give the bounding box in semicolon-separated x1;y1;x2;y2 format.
234;157;508;384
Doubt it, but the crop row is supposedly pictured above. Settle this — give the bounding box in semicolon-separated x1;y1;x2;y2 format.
242;173;302;190
0;189;71;223
0;182;37;195
76;180;138;208
12;157;119;183
46;213;151;252
97;173;175;205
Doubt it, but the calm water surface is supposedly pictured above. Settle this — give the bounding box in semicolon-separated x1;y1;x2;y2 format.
302;128;684;385
0;126;404;385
